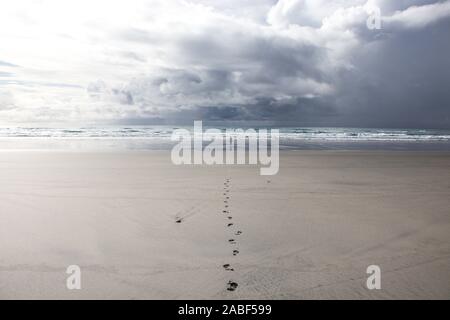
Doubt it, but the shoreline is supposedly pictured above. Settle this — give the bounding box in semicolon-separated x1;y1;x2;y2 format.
1;138;450;152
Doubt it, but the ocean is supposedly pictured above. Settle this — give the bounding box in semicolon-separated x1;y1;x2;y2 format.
0;126;449;151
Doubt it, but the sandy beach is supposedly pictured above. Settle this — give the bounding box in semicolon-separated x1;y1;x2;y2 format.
0;150;449;299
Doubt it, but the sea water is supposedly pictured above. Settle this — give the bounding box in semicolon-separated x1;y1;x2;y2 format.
0;126;449;151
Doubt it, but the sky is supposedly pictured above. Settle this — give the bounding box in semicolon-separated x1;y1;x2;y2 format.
0;0;449;128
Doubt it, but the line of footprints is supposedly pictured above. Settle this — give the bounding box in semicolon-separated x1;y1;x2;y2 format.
223;178;241;292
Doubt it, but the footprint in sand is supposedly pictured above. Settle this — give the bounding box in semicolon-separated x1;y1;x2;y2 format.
175;218;183;223
234;231;242;236
223;264;234;271
227;281;238;291
222;179;240;292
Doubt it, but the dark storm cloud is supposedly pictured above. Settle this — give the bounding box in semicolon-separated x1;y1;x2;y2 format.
332;18;450;128
96;0;449;128
173;97;337;126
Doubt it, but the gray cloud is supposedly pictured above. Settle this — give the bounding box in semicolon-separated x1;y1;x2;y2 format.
0;60;19;67
0;72;14;77
1;1;449;127
333;17;450;128
94;0;450;128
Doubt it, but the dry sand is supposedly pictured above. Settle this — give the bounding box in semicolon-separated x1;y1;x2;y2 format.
0;151;449;299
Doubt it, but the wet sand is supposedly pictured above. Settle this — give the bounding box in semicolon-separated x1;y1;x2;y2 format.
0;151;449;299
